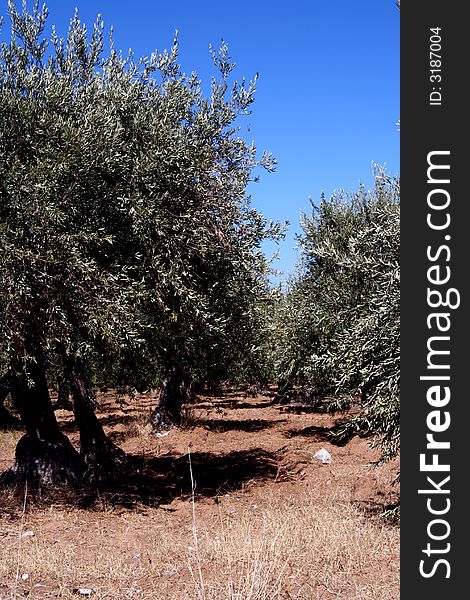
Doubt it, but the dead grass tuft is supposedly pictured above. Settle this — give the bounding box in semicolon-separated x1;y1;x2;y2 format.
188;487;398;600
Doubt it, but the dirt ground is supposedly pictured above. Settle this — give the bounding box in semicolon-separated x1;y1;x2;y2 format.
0;388;400;599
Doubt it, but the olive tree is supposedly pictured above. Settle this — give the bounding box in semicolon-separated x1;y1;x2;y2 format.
0;1;279;484
274;168;400;460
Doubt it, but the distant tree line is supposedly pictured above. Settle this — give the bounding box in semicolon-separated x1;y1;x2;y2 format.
271;169;400;461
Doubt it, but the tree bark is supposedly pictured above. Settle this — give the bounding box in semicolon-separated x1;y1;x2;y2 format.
69;361;125;479
150;368;191;432
53;376;73;411
0;352;83;486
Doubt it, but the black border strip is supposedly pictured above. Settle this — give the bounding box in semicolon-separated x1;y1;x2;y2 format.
401;3;467;596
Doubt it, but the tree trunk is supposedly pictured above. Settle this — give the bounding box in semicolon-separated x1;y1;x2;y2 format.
53;376;73;411
69;362;125;479
0;371;22;430
150;368;190;432
0;354;83;487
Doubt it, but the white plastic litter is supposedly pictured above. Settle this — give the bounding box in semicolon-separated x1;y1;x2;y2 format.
21;573;29;581
156;430;171;438
21;531;34;538
314;449;331;464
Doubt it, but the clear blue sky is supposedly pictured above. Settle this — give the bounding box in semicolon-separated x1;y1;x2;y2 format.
4;0;400;281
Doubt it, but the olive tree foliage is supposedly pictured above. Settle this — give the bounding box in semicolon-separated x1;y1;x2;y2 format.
274;168;399;460
0;1;280;482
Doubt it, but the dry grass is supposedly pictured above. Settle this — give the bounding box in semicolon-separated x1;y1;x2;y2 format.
191;487;398;600
0;484;398;600
0;392;399;599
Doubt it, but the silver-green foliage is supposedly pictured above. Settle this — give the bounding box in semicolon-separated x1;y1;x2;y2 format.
275;168;399;459
0;1;280;386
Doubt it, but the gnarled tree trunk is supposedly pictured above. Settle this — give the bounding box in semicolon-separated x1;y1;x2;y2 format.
69;360;125;479
53;375;73;411
150;368;192;432
0;350;83;486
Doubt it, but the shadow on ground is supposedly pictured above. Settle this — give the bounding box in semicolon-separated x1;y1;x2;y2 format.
57;412;139;434
284;424;351;446
201;419;282;433
74;447;280;510
0;447;281;513
196;399;275;411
